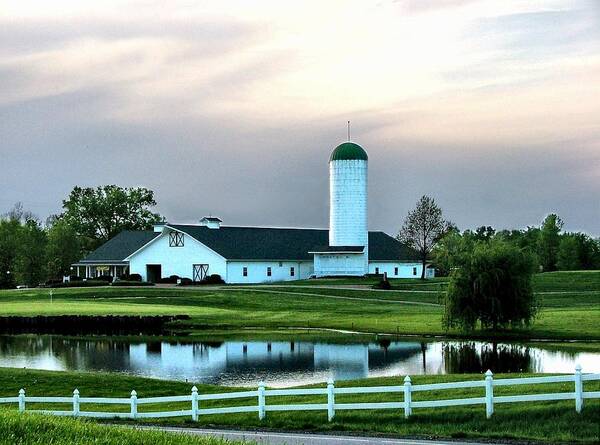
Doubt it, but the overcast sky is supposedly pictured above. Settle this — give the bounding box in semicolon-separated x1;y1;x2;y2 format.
1;0;599;236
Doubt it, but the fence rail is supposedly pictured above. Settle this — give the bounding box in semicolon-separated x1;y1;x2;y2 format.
2;365;598;422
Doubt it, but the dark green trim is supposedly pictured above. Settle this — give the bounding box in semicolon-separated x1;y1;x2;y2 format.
329;142;368;162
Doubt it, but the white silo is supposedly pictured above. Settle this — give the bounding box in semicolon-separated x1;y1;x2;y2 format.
328;141;369;274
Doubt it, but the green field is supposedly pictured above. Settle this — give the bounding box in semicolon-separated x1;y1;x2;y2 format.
0;271;598;340
1;368;598;444
0;410;235;445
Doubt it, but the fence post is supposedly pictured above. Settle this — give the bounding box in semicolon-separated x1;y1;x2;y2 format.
327;379;335;422
191;386;199;421
73;389;80;417
130;390;138;419
258;382;266;420
403;376;412;418
574;364;583;413
485;370;494;419
18;389;25;413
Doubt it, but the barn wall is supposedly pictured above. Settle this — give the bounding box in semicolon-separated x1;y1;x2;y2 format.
367;262;435;278
227;261;314;284
128;229;227;281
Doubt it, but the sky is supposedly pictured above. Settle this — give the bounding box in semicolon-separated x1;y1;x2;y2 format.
1;0;599;236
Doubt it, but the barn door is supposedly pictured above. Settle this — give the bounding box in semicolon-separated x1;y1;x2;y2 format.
193;264;209;282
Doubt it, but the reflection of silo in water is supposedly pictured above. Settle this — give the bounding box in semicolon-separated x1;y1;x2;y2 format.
314;344;369;380
225;342;315;371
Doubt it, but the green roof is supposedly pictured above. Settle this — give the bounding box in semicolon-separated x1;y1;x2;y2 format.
79;231;159;263
79;226;420;263
329;142;368;162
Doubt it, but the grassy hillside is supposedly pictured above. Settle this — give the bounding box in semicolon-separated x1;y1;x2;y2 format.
0;411;237;445
0;271;597;340
0;368;598;444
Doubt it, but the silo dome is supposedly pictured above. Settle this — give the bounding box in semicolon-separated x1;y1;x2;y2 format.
329;142;368;162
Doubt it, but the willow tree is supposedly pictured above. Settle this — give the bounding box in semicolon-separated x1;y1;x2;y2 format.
398;195;450;279
443;241;538;331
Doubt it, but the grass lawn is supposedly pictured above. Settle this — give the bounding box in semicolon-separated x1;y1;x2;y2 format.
0;368;598;444
0;411;236;445
0;270;597;340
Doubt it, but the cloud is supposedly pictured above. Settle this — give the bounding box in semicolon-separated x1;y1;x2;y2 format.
0;0;598;237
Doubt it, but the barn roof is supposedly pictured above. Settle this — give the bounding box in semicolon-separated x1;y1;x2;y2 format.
79;230;159;263
168;225;419;261
78;226;420;263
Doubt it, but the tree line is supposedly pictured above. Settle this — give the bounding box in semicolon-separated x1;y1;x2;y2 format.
398;195;598;332
0;186;161;288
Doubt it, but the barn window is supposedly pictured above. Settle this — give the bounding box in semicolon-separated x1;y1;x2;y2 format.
413;267;417;276
375;267;379;275
267;267;272;277
243;267;248;277
278;261;283;267
169;232;184;247
290;267;295;277
394;267;398;276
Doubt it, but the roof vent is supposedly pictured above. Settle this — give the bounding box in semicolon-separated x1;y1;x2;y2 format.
199;216;222;229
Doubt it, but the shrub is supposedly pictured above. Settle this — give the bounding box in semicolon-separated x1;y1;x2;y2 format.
373;278;391;290
178;277;193;286
202;274;225;285
112;281;154;287
443;240;538;331
158;275;180;284
95;275;113;283
119;273;142;282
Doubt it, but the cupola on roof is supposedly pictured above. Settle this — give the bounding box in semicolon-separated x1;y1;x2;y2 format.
329;142;368;162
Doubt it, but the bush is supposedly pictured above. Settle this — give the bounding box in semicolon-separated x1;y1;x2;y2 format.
442;241;538;331
202;274;225;285
177;275;224;286
95;275;113;283
112;280;154;287
178;277;193;286
373;278;391;290
158;275;180;284
119;273;142;282
43;280;108;288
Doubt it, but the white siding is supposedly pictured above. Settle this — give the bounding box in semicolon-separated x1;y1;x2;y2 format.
314;253;365;277
329;159;368;274
368;262;435;278
227;261;313;284
128;229;227;281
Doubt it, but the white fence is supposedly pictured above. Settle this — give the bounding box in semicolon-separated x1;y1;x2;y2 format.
2;366;598;421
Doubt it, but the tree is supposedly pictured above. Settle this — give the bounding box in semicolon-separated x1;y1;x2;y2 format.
443;241;538;331
557;233;600;270
473;226;496;242
0;219;21;288
537;214;563;272
46;219;81;279
62;185;162;251
432;230;472;277
14;219;47;286
398;195;450;279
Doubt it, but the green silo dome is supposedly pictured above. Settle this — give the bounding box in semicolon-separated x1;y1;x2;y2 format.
329;142;368;162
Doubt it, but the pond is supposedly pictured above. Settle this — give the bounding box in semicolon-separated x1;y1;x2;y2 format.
0;335;598;387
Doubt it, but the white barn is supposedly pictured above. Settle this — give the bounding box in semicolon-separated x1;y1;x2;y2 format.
74;141;434;283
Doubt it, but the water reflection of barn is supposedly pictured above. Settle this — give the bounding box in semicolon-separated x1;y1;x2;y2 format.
130;341;422;379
